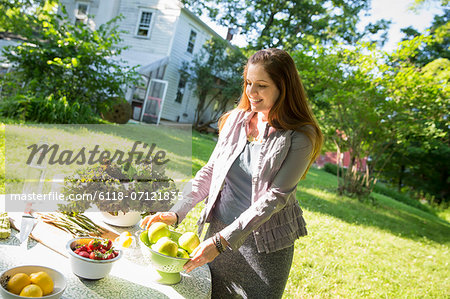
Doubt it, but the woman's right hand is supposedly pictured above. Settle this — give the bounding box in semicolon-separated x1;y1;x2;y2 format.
139;212;177;230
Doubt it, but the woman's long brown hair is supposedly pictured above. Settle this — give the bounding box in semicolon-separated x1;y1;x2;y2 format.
219;48;323;179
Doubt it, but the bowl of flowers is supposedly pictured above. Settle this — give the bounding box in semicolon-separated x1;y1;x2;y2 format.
59;160;178;227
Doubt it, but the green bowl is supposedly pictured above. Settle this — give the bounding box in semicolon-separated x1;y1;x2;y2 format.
137;230;190;285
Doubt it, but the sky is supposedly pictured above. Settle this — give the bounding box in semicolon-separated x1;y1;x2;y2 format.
199;0;446;52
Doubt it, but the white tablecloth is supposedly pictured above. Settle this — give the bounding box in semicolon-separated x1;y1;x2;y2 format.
0;224;211;299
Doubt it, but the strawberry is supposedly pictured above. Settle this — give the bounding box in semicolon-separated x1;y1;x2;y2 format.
89;250;104;260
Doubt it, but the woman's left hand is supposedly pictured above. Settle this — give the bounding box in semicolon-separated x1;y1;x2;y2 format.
183;237;219;273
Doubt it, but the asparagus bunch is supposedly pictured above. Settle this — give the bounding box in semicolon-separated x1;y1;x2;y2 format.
36;212;106;237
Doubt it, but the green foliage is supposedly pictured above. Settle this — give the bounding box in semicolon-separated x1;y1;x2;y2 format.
401;9;449;66
182;0;390;50
0;0;140;118
61;160;178;214
390;10;449;203
294;44;393;198
294;30;448;203
0;0;52;32
409;0;449;11
372;183;434;214
0;93;99;124
181;37;246;128
380;140;450;205
380;33;449;203
323;162;338;176
321;163;433;212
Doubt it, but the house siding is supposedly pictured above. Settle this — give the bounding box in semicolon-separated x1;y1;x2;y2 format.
163;9;216;123
58;0;232;124
60;0;101;25
114;0;179;56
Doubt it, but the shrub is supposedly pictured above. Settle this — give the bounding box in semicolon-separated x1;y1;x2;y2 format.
372;183;433;213
321;163;433;213
1;8;140;114
0;94;99;124
323;163;338;175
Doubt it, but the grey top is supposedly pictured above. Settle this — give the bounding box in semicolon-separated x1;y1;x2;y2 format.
170;109;313;253
212;140;262;225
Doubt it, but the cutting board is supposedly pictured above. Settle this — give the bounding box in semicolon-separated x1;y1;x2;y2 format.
9;212;120;258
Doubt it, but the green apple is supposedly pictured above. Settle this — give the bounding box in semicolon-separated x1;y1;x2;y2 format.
176;248;190;259
152;237;178;257
178;232;200;254
140;230;151;247
147;222;171;244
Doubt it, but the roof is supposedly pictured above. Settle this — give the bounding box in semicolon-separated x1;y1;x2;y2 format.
0;38;20;57
180;6;237;51
180;7;224;41
0;38;20;68
115;50;170;76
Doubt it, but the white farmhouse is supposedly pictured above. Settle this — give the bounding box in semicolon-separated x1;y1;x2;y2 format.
60;0;236;125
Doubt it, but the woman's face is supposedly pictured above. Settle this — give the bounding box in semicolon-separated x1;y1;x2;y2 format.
245;63;280;120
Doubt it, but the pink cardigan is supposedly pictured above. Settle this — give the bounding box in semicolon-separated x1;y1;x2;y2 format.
170;109;313;253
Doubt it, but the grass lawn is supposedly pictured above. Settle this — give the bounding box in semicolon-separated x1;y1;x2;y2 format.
1;121;449;298
0;119;192;194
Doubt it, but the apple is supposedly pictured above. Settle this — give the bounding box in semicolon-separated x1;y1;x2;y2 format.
178;232;200;254
147;222;171;244
176;248;190;259
140;230;151;247
152;237;178;257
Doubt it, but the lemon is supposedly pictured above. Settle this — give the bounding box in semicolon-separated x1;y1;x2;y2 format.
121;231;132;237
121;237;133;248
30;271;54;295
115;231;133;248
6;272;31;295
19;284;43;297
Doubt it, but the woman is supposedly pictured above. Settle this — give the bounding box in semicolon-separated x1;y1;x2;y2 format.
141;48;323;298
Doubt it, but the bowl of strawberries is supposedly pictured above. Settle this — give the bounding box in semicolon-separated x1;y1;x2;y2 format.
66;237;122;280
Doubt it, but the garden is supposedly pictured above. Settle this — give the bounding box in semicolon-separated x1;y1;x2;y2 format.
0;0;449;298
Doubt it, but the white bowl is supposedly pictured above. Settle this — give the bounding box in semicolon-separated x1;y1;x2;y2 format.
101;211;141;227
66;237;122;280
0;265;66;299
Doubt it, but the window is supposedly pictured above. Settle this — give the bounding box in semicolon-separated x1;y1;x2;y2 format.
135;10;153;38
186;30;197;53
175;78;186;103
75;2;89;25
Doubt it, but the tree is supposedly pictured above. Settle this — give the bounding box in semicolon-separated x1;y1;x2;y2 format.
400;9;449;66
380;9;450;203
182;0;390;51
294;34;448;201
0;0;139;117
409;0;449;10
376;34;449;203
181;37;246;129
0;0;49;33
294;44;397;199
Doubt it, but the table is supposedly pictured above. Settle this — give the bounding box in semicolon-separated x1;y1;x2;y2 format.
0;225;212;298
